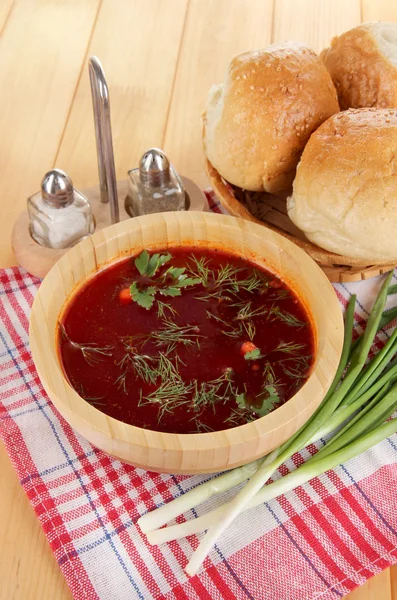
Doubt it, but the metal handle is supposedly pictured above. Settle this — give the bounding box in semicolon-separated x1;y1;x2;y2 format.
89;56;119;224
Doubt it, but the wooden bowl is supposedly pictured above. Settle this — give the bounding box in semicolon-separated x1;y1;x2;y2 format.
206;160;397;283
29;212;343;475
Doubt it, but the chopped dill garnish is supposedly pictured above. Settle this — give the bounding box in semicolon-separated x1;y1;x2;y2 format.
224;407;256;427
206;310;243;339
59;323;113;367
194;422;215;433
126;320;203;355
187;255;211;287
191;369;236;414
115;347;183;392
268;306;306;328
263;362;278;386
77;385;107;407
236;302;267;321
137;364;239;424
140;380;193;422
281;355;312;379
243;320;256;341
274;341;306;354
156;301;178;320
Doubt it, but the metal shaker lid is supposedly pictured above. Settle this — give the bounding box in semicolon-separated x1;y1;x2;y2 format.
41;169;74;207
139;148;171;187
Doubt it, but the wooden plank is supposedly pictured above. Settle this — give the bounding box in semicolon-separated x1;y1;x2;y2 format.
0;0;101;268
362;0;397;20
55;0;188;190
391;564;397;599
273;0;361;51
0;0;14;33
163;0;275;190
347;570;392;600
0;441;71;600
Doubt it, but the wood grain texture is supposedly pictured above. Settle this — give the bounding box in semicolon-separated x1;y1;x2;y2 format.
273;0;361;52
0;440;71;600
164;0;274;189
1;0;397;598
348;570;392;600
30;211;343;474
361;0;397;21
0;0;101;268
55;0;188;190
0;0;14;33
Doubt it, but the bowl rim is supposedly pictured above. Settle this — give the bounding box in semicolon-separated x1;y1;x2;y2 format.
29;211;343;472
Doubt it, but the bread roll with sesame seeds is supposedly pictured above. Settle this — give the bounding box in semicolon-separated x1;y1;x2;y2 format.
287;108;397;261
203;42;339;194
321;22;397;110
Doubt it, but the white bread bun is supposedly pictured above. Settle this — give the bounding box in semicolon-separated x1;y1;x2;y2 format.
203;43;339;193
322;21;397;109
287;108;397;261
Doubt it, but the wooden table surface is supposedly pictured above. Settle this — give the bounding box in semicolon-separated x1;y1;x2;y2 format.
1;1;397;598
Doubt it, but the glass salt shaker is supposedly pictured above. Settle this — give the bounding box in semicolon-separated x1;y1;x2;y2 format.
125;148;186;217
27;169;95;249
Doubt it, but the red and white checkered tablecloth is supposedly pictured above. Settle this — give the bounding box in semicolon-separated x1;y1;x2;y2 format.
1;191;397;600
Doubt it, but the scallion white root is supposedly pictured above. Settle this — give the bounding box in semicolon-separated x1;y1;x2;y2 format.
137;458;261;533
147;418;397;547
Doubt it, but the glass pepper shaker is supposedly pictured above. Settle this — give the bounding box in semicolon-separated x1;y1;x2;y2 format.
125;148;186;217
27;169;95;249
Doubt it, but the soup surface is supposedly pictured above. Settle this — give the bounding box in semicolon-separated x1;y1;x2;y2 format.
59;248;314;434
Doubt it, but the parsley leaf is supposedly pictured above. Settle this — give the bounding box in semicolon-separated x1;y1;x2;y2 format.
175;276;201;288
236;393;247;409
166;267;185;279
160;287;182;297
146;253;172;277
235;386;279;417
129;250;200;309
130;282;156;309
135;250;150;275
255;386;279;416
135;250;172;277
244;348;264;361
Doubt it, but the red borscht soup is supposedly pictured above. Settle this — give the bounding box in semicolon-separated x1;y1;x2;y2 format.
58;248;314;434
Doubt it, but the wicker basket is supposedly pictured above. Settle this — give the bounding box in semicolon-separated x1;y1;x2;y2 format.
206;160;396;283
